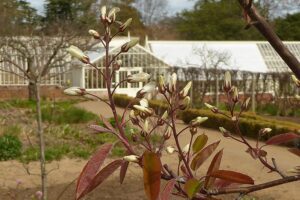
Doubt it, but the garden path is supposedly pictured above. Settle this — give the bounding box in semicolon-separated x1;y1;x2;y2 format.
76;100;300;200
0;100;299;200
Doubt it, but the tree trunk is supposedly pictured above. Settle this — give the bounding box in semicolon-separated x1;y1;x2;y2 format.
28;82;36;101
34;83;47;200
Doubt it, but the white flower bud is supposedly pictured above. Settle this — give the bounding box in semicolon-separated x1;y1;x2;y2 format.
143;119;149;132
67;45;89;63
108;7;120;19
182;144;190;154
120;18;132;32
169;73;177;92
101;6;107;20
133;105;153;115
180;81;192;98
296;95;300;100
219;127;230;137
158;75;165;93
166;146;175;154
127;72;150;83
122;39;140;52
161;111;168;121
232;86;239;103
123;155;139;162
261;128;272;135
180;96;190;110
242;97;251;110
191;116;208;126
139;98;149;108
88;29;100;39
129;110;136;118
139;82;156;95
224;71;231;91
113;59;122;70
63;87;86;96
204;103;214;109
204;103;218;113
292;75;300;87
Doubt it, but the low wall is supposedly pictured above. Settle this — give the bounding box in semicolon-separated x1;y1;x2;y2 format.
0;85;68;100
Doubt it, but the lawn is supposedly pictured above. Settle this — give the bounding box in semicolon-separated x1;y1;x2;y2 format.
0;99;130;163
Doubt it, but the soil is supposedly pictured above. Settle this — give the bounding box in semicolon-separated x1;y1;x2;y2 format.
0;100;299;200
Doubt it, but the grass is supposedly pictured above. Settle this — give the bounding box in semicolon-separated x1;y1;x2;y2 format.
0;99;165;163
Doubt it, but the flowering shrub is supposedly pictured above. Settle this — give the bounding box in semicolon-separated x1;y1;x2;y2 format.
65;6;300;200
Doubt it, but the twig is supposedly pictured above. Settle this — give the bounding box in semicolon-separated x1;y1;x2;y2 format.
238;0;300;78
206;175;300;196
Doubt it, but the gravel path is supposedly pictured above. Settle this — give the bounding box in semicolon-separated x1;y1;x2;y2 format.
0;100;299;200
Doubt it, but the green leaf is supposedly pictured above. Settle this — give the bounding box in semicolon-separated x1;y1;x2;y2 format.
184;178;202;199
210;170;254;185
192;134;208;154
142;151;162;200
191;140;220;171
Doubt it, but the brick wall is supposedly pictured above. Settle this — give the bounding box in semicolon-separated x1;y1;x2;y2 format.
0;85;69;100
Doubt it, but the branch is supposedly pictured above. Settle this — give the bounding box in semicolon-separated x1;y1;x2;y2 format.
206;175;300;196
238;0;300;78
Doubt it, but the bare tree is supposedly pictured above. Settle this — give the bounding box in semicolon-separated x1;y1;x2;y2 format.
192;45;231;107
135;0;168;25
0;34;76;200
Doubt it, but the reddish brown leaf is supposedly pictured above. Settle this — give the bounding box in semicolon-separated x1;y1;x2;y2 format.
142;151;162;200
184;178;203;199
161;179;176;200
78;159;123;199
89;124;112;133
191;141;220;171
266;133;300;145
100;115;115;130
76;143;113;200
289;148;300;157
204;149;223;189
210;170;254;185
214;179;234;189
120;161;129;184
180;164;188;177
192;134;208;154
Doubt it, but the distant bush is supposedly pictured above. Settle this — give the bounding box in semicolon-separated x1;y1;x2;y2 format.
0;134;22;160
114;94;300;145
181;108;300;143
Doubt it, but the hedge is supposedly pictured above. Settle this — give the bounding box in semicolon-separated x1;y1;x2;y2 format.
113;94;300;144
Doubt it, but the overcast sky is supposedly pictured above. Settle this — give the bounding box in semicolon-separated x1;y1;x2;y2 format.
27;0;195;15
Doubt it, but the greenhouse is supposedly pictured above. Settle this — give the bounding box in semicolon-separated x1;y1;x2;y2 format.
71;37;170;96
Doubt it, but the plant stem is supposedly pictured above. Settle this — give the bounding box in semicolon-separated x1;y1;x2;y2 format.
171;111;193;178
35;82;47;200
206;175;300;196
238;0;300;78
104;32;134;154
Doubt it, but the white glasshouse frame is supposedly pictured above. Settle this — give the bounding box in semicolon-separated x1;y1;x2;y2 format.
71;43;170;96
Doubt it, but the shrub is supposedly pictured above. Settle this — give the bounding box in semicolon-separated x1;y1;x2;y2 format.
114;94;300;144
181;108;300;142
0;134;22;160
